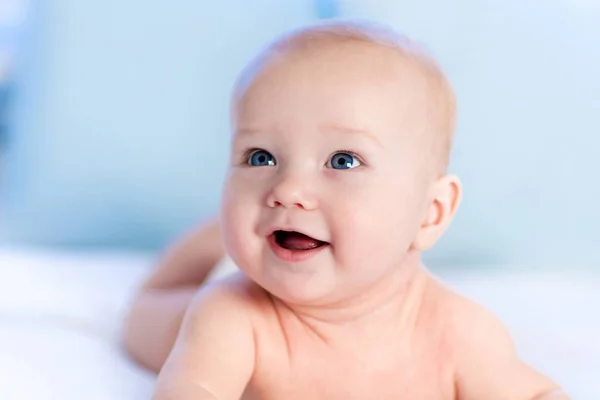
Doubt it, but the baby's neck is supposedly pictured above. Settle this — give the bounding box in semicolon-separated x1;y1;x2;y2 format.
274;252;430;347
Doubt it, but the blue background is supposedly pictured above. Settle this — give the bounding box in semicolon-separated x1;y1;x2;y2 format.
1;0;599;266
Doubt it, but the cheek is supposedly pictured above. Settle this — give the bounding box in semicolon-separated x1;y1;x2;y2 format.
221;168;271;212
328;177;424;263
220;172;265;264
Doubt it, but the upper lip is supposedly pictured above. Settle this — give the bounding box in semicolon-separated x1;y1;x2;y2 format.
267;227;329;244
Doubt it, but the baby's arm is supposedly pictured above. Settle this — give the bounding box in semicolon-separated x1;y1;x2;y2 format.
454;302;569;400
153;281;255;400
122;218;225;372
141;217;225;290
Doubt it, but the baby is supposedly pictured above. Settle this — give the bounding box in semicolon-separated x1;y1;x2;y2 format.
122;20;568;400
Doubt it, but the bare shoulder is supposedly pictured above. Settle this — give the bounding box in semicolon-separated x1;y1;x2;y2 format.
442;286;516;356
437;283;565;399
154;273;270;399
419;277;510;347
185;272;271;328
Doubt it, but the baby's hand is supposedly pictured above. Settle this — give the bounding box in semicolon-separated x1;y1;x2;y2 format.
152;278;256;400
453;300;567;400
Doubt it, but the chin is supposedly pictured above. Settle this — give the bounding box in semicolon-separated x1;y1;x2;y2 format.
228;236;338;304
267;284;332;307
253;260;339;306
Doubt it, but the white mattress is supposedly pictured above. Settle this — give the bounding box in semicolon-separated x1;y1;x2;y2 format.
0;247;598;399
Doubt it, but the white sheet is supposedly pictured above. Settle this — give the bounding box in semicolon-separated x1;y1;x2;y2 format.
0;247;156;400
0;247;598;399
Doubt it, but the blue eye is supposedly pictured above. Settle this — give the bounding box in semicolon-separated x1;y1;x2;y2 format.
328;152;361;170
248;150;276;166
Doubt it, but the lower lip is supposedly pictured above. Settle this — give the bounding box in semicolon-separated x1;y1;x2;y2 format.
267;234;329;263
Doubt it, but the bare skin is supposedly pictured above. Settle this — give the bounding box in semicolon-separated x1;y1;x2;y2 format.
123;21;570;400
122;218;225;372
126;222;566;400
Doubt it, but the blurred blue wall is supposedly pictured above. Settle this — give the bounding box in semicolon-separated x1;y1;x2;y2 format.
338;0;600;266
0;0;27;147
0;1;315;249
1;0;599;266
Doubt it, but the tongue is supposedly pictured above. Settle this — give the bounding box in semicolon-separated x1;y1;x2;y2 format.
279;232;322;250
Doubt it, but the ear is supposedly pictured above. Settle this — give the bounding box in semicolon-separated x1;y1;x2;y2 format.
412;174;462;251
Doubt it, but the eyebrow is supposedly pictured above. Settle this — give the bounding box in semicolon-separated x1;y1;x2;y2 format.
234;127;266;136
321;124;383;147
235;124;383;147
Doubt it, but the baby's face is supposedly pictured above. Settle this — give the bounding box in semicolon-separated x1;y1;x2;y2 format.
221;43;436;305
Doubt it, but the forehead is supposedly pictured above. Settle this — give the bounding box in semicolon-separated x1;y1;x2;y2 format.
233;42;432;142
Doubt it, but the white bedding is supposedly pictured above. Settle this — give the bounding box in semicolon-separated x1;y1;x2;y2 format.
0;247;598;399
0;247;156;400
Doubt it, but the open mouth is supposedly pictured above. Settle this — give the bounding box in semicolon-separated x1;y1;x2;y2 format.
271;230;328;251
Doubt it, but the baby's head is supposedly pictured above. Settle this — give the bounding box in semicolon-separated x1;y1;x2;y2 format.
221;19;461;305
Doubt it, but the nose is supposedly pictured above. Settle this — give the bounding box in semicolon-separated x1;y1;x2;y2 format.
266;173;318;211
